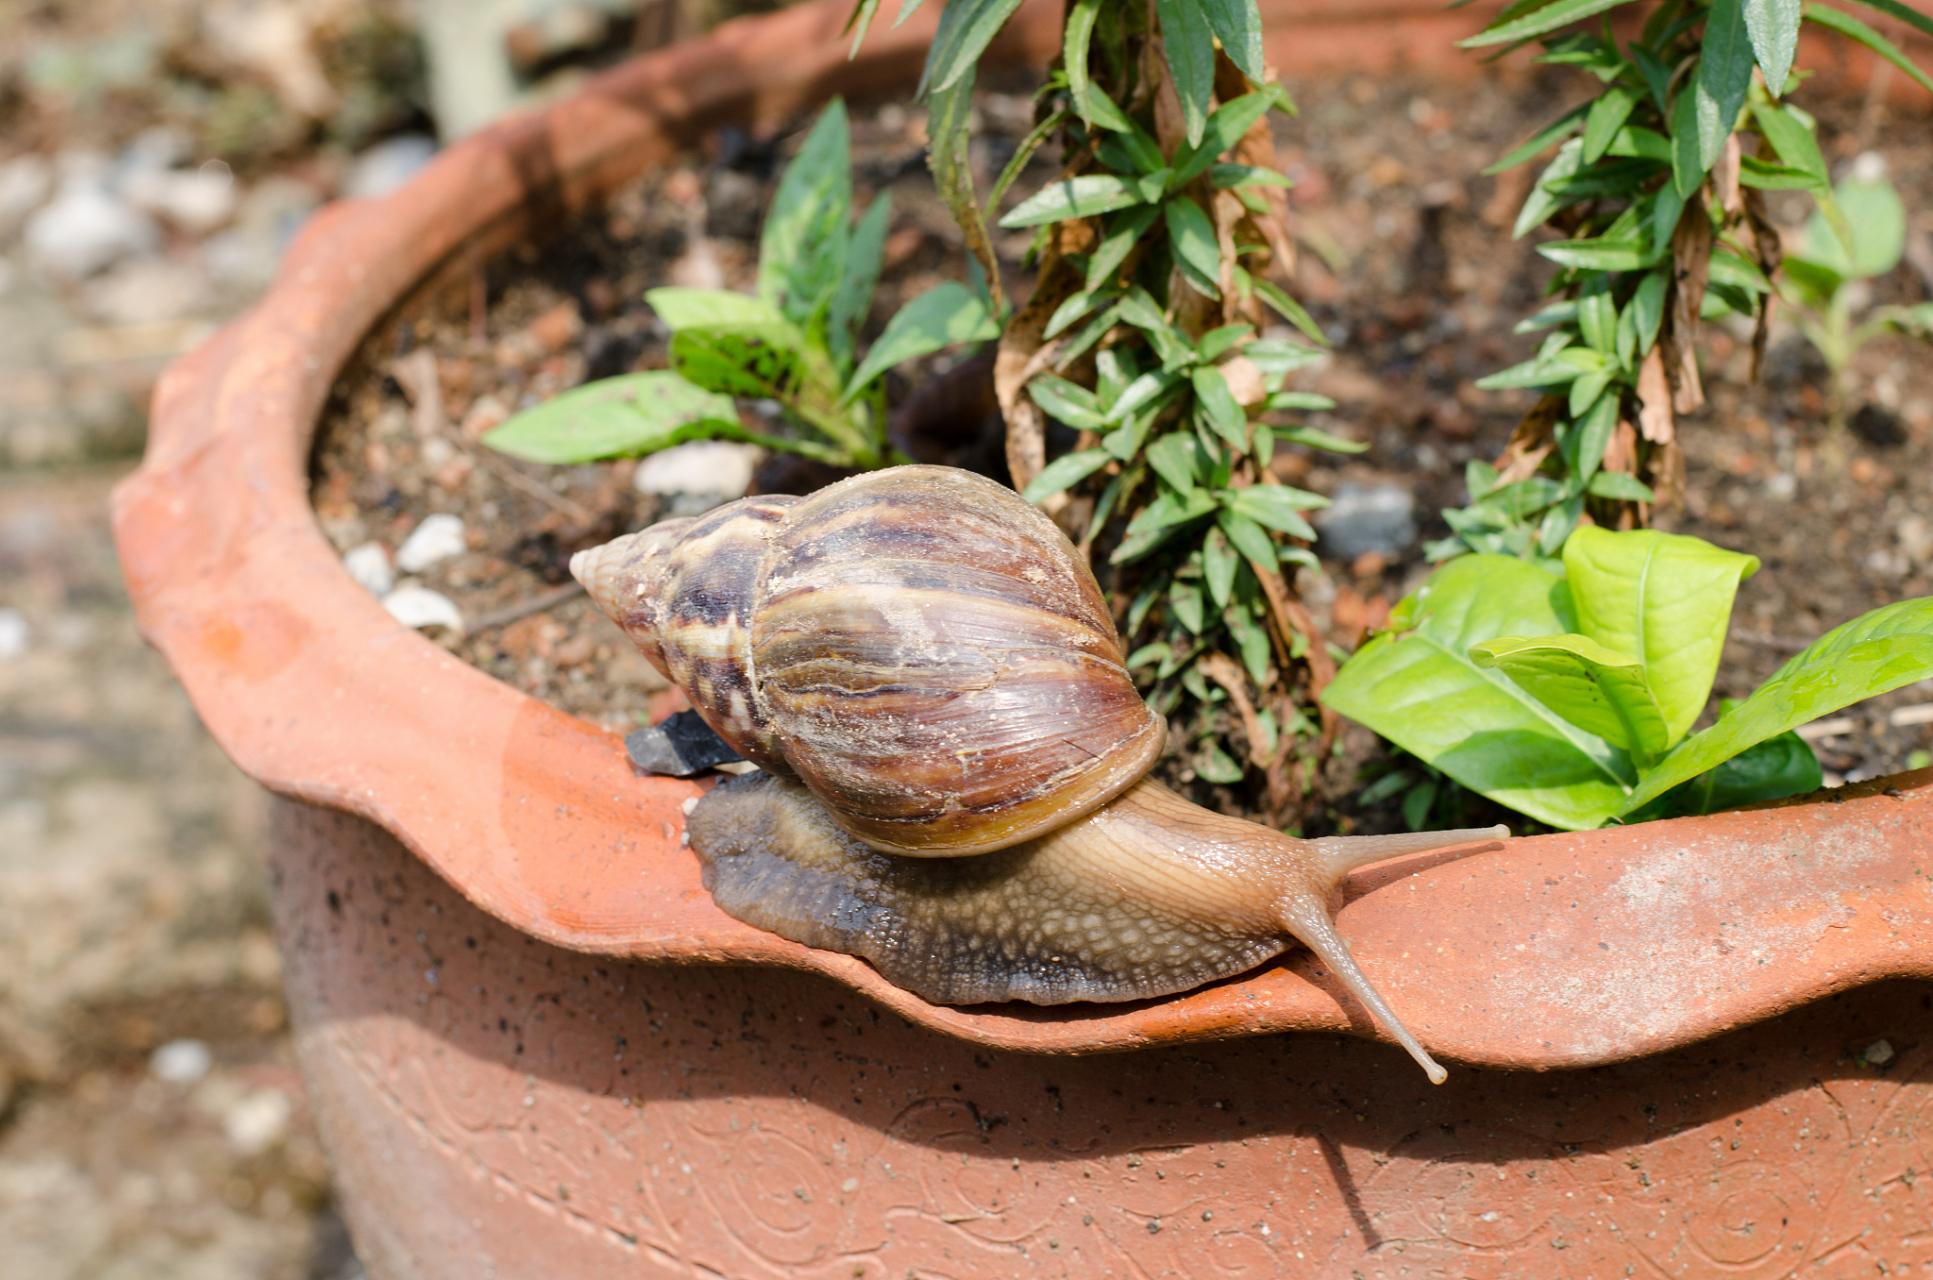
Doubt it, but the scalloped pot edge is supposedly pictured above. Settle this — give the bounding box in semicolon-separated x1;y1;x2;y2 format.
112;0;1933;1071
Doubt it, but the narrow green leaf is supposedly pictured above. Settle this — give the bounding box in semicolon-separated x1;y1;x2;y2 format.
1020;448;1112;503
1462;0;1628;47
1537;237;1655;270
1803;3;1933;95
1000;174;1150;227
1515;139;1584;239
1693;0;1755;173
481;372;739;464
1027;372;1109;428
1227;602;1272;685
1248;275;1327;346
1063;0;1102;124
1486;102;1591;175
1165;199;1224;291
646;288;787;329
1630;42;1675;111
1842;0;1933;41
1147;431;1202;495
1563;527;1759;744
829;194;890;370
846;0;884;55
1738;156;1820;189
1172;92;1278;188
758;99;851;326
926;71;1003;312
1321;555;1636;829
1274;424;1363;452
1085;204;1163;291
1201;0;1266;82
1470;633;1672;760
1569;392;1619;483
918;0;1028;97
1744;0;1801;94
843;281;995;400
1582;85;1639;163
1191;365;1249;449
1218;508;1279;566
985;109;1068;219
1750;101;1829;186
1606;125;1674;161
1154;0;1216;146
1670;87;1703;197
1170;579;1205;633
1196;324;1252;363
1586;471;1657;501
1231;484;1325;540
1203;527;1238;607
1623;598;1933;813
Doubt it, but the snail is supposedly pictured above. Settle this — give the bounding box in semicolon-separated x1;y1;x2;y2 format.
571;465;1504;1082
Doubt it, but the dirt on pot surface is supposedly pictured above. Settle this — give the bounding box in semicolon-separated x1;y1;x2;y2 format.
309;65;1933;837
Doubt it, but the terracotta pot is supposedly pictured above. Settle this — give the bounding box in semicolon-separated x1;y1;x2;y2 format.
115;0;1933;1274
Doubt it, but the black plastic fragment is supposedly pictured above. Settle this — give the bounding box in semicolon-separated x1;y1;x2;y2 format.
624;710;745;776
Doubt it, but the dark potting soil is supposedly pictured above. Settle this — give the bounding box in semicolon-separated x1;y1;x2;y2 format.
309;66;1933;837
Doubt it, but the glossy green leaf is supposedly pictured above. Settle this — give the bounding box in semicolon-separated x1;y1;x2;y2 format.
918;0;1027;96
480;372;740;464
1201;0;1266;82
1321;555;1636;829
1462;0;1626;47
1469;633;1672;761
999;175;1150;227
1623;597;1933;813
1020;447;1111;503
1537;237;1655;271
1744;0;1801;94
1582;85;1639;163
758;99;850;326
1563;527;1760;744
1154;0;1216;146
844;282;995;400
1626;730;1820;820
1803;3;1933;95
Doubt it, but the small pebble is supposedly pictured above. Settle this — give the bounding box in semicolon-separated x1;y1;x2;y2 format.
1317;482;1417;561
345;134;438;199
382;585;464;632
223;1087;293;1155
1867;1038;1895;1066
395;513;467;572
634;440;760;508
343;541;395;596
150;1038;213;1084
0;606;27;659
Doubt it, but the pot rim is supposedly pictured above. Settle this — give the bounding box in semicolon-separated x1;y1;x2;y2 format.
111;0;1933;1070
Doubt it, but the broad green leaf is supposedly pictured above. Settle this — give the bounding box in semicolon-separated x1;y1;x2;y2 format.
1231;484;1324;541
480;372;739;464
1462;0;1627;47
918;0;1028;96
1744;0;1801;94
670;323;804;399
1694;0;1755;177
829;194;891;370
1800;176;1906;280
1563;527;1760;744
1201;0;1266;82
1626;730;1820;820
844;282;996;400
1027;372;1108;428
1469;633;1672;762
1582;85;1639;163
1020;447;1111;502
1803;3;1933;95
1623;597;1933;813
926;71;1003;315
646;287;786;329
758;99;851;326
1166;199;1224;293
1000;174;1150;227
1321;555;1636;829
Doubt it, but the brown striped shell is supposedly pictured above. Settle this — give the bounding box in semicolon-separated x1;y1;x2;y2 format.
571;465;1165;856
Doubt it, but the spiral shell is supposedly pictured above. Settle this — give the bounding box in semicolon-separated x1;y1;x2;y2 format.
572;466;1164;856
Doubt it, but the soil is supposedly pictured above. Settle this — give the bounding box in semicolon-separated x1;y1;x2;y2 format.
308;65;1933;836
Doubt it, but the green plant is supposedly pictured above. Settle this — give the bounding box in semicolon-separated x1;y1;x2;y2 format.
844;0;1355;818
1433;0;1933;563
481;98;995;469
1323;525;1933;830
1779;167;1933;432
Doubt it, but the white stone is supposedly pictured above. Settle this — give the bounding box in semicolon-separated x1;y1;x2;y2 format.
222;1087;293;1155
81;257;213;326
382;585;464;632
633;440;760;500
342;542;395;596
120;164;237;235
346;134;438;199
0;607;27;659
1867;1038;1896;1066
150;1038;212;1084
0;155;52;231
23;176;160;279
395;513;467;572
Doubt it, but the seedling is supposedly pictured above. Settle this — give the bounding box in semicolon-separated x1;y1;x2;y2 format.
1324;526;1933;830
481;99;995;469
1779;165;1933;433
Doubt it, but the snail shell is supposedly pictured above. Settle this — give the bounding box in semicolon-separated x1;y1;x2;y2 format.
574;465;1506;1082
571;466;1164;856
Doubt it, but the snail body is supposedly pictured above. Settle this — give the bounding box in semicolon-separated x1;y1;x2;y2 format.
573;466;1504;1083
